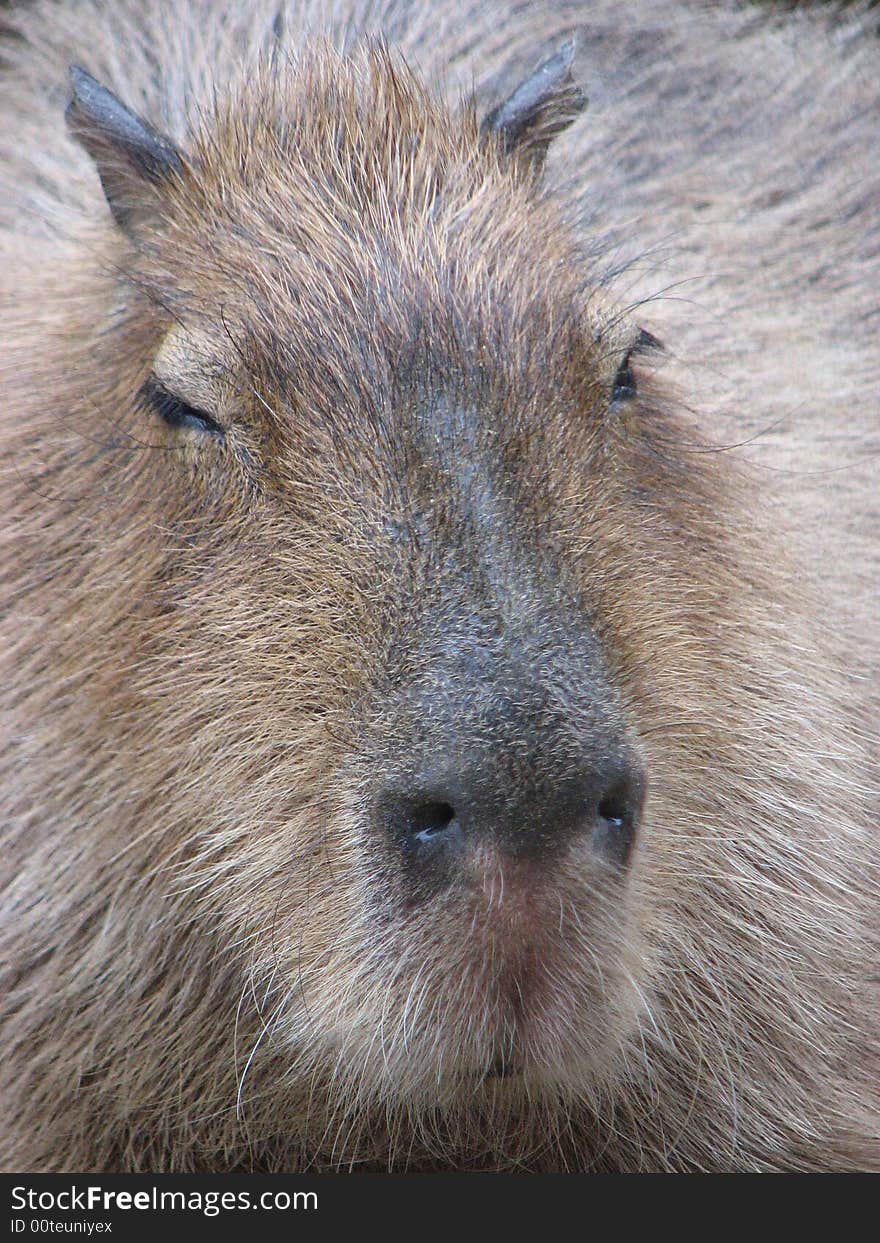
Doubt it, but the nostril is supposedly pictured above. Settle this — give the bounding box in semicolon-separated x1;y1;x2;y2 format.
408;800;456;845
381;756;645;879
593;780;642;866
597;795;627;828
379;786;465;881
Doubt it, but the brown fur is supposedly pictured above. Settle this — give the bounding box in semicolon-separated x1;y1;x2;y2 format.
0;0;878;1172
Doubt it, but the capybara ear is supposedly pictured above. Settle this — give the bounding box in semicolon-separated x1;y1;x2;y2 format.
66;65;185;231
481;41;586;169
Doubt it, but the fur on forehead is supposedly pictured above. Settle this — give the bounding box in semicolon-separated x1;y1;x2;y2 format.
158;40;583;247
118;48;598;384
115;41;610;429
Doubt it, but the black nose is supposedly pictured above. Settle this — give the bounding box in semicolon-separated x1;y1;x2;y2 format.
379;747;644;882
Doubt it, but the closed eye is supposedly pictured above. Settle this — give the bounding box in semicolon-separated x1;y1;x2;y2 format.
140;376;225;437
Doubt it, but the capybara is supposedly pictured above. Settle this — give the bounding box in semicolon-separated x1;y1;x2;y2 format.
0;0;877;1171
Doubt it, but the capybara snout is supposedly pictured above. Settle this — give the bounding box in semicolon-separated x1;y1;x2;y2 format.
372;606;645;887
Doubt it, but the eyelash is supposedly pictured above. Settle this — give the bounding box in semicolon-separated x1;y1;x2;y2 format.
140;377;225;437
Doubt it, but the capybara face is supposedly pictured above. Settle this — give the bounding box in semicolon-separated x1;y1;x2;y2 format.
73;49;711;1103
1;3;877;1173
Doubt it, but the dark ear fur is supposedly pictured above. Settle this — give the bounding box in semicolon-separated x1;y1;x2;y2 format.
481;41;587;168
66;66;184;231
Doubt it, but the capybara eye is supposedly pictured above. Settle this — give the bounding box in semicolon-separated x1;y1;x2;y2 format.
140;376;224;438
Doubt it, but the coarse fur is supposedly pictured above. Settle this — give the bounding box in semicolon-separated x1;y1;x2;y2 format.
0;0;878;1172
